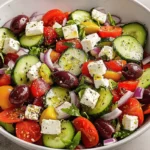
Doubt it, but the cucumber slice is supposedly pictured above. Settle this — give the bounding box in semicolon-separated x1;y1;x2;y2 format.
70;10;92;24
44;87;70;108
43;120;75;149
113;35;143;62
87;88;113;116
59;48;87;76
122;22;147;46
12;55;39;85
0;28;17;49
138;68;150;88
0;122;15;134
19;34;44;48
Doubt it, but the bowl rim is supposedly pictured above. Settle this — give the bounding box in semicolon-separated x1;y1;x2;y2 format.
0;0;150;149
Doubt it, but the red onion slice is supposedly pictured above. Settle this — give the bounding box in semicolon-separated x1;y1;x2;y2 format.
94;7;106;14
104;22;110;26
0;68;7;74
101;108;122;120
90;47;101;57
30;14;43;22
118;91;134;107
111;15;121;25
29;12;38;21
40;52;44;62
69;91;80;108
62;18;67;26
17;48;29;56
117;23;125;27
134;87;144;99
104;138;117;146
2;18;13;28
142;56;150;65
8;60;15;69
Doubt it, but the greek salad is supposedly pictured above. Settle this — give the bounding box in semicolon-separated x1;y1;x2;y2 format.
0;7;150;149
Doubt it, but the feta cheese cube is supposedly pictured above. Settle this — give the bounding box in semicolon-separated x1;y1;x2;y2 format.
27;62;42;81
53;22;62;29
81;33;101;52
99;46;114;60
26;21;44;36
122;115;138;131
94;74;109;89
3;38;20;54
41;119;61;135
55;101;72;119
62;24;79;40
80;88;100;109
25;104;41;121
92;9;107;24
88;60;107;76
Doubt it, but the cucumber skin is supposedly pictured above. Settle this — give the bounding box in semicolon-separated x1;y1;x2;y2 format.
113;35;143;63
43;120;75;149
11;55;39;85
19;34;44;48
87;88;113;117
122;22;148;47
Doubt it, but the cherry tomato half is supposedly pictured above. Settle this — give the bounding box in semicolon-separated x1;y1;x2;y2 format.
0;74;11;86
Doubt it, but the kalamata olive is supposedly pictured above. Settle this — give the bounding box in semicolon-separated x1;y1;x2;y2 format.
94;119;115;139
10;15;29;34
9;85;30;105
53;71;79;89
122;63;143;79
139;87;150;104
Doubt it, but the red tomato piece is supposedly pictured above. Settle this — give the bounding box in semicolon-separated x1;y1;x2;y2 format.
105;60;127;72
111;89;121;103
142;104;150;115
143;63;150;70
81;61;93;78
31;78;50;98
33;97;44;107
56;39;82;53
98;26;122;38
4;53;19;65
0;107;25;123
50;50;60;63
0;74;11;86
73;117;99;148
44;26;57;45
118;81;139;92
16;120;41;143
42;9;66;26
119;98;144;126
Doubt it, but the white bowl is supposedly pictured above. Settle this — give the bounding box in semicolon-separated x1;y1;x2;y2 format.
0;0;150;149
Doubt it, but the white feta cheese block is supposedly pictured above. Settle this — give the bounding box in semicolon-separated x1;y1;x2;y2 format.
81;33;101;52
92;9;107;24
41;119;61;135
62;24;79;40
3;38;20;54
80;88;100;109
99;46;114;60
88;60;107;77
94;74;109;89
53;22;62;29
25;104;41;121
55;101;72;119
27;62;42;81
26;21;44;36
122;114;138;131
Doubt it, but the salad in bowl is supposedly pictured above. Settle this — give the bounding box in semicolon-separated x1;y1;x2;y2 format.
0;5;150;149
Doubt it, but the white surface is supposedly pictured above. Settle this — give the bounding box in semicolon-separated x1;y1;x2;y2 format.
0;0;150;150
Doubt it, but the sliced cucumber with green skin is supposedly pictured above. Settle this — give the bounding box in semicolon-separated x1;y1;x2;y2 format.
0;122;15;134
122;22;147;46
59;48;88;76
19;34;44;48
43;120;75;149
87;88;113;116
70;10;92;24
138;68;150;88
44;87;70;108
113;35;143;62
12;55;39;85
0;28;17;49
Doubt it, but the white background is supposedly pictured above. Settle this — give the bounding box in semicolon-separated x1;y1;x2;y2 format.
0;0;150;150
